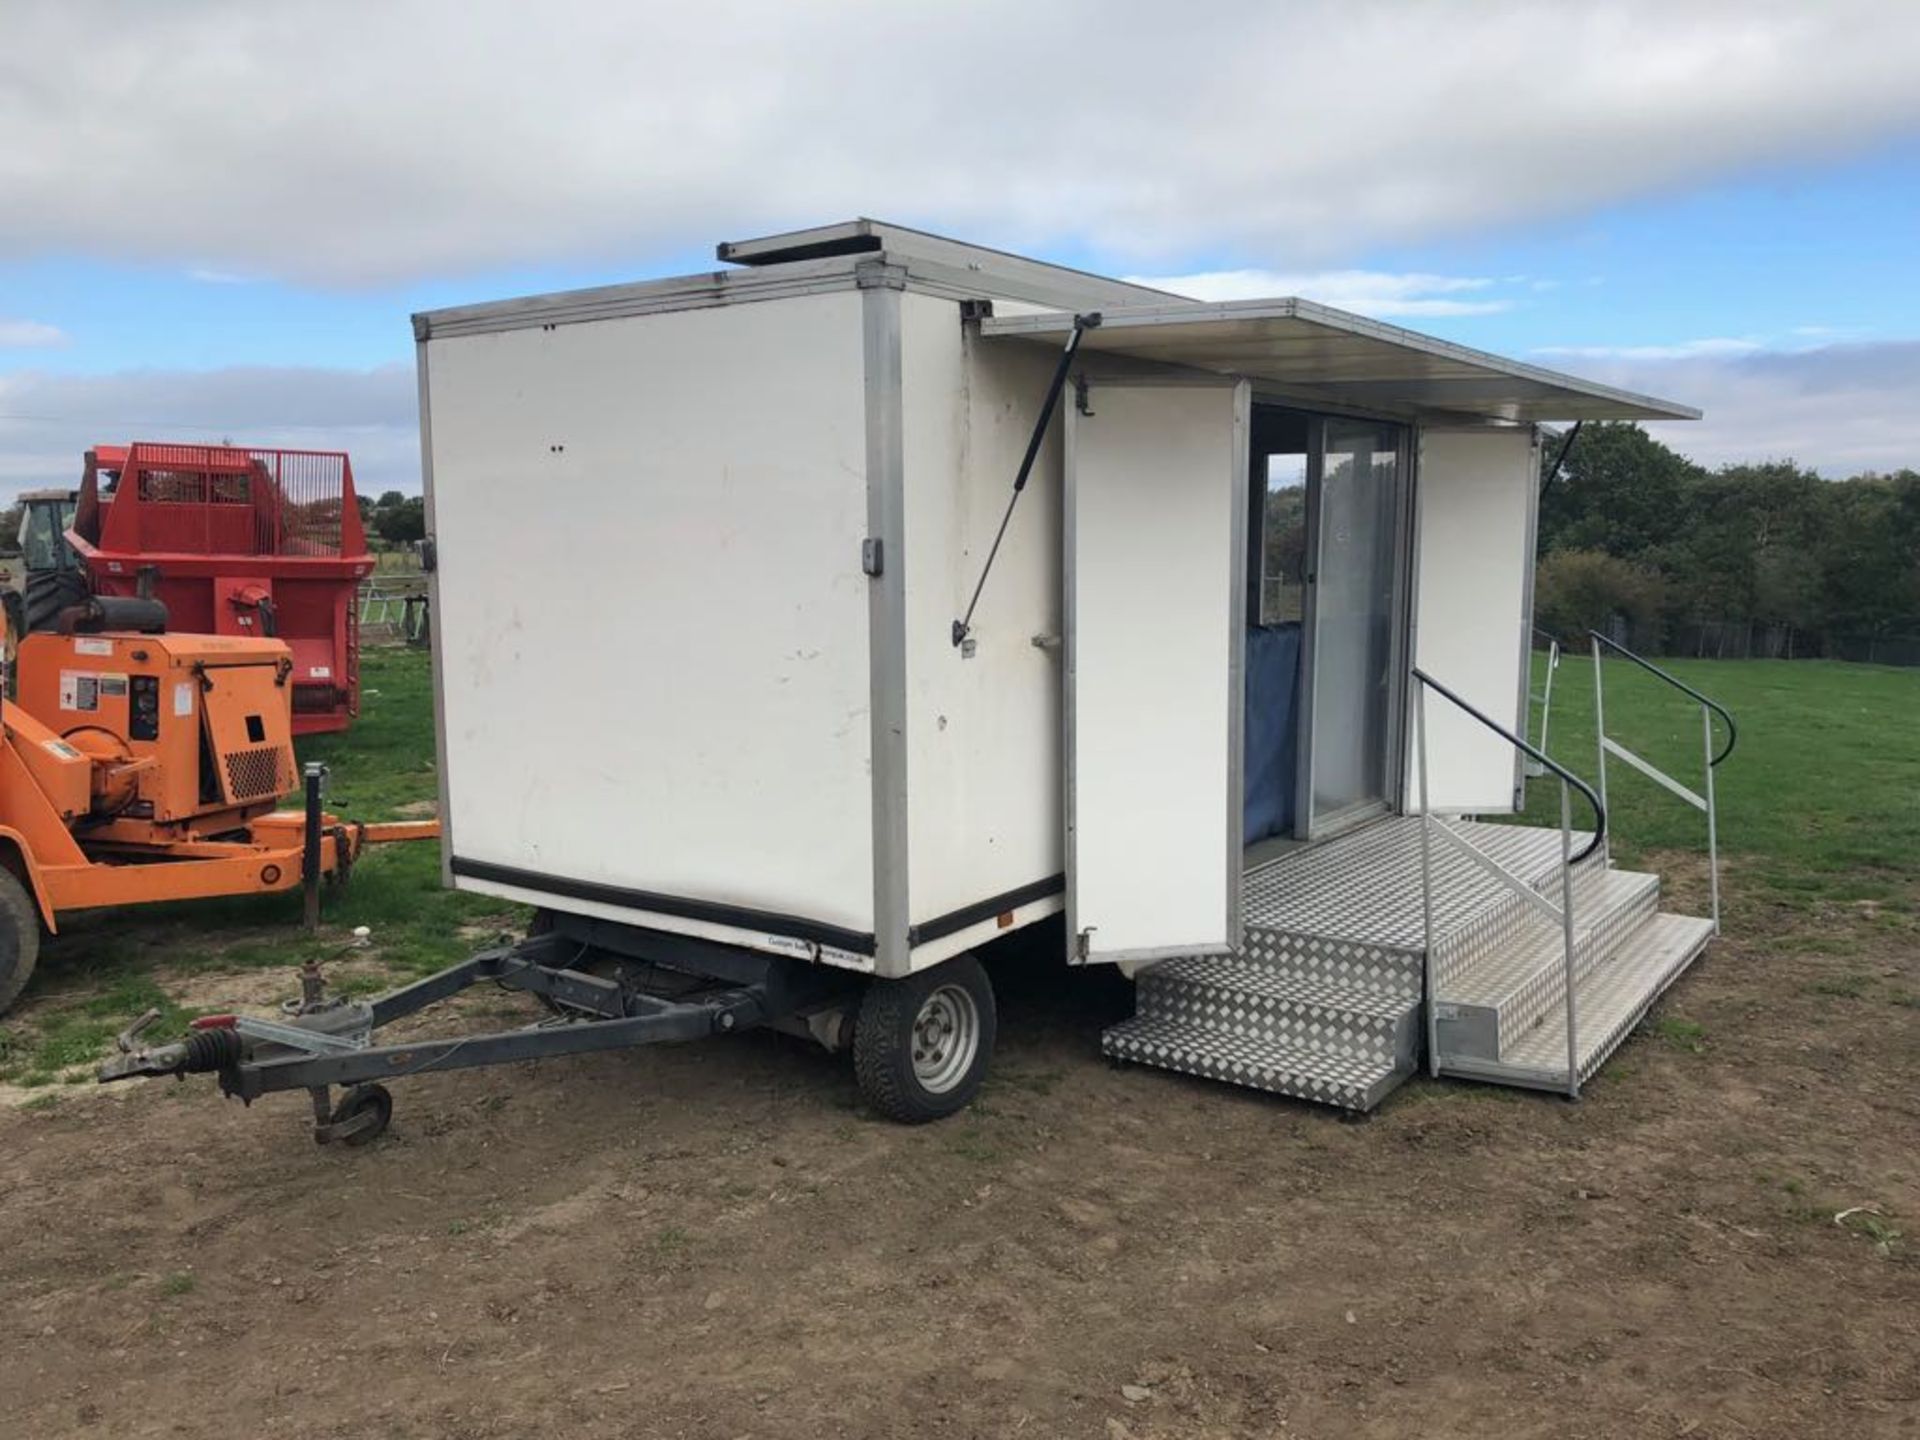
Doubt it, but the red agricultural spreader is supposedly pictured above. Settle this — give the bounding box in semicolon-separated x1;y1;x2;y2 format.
67;443;374;735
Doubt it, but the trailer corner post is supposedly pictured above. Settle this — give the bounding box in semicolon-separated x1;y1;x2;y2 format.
862;279;912;978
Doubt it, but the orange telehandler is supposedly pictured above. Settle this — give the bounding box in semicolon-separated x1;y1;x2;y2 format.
0;595;437;1014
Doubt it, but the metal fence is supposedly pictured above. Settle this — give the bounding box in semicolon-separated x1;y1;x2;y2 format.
1584;617;1920;667
357;577;431;647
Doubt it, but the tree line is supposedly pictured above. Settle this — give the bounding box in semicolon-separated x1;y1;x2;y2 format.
1533;423;1920;657
360;489;426;545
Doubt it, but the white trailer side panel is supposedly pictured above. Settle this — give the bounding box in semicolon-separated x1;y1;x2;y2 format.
1065;380;1247;963
425;291;877;940
1406;426;1541;812
899;292;1066;952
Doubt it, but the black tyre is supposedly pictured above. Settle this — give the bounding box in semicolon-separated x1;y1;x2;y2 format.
23;569;88;634
328;1083;393;1146
853;952;996;1123
0;867;43;1016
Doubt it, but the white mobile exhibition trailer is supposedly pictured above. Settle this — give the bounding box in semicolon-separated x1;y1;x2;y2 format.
390;219;1729;1121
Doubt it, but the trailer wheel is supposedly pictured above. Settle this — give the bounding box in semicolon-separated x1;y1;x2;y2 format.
853;953;996;1123
0;868;42;1016
328;1083;393;1146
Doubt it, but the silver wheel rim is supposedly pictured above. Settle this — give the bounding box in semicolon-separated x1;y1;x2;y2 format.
910;984;980;1095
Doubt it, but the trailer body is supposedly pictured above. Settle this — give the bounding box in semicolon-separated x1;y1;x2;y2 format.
415;220;1698;983
103;221;1712;1135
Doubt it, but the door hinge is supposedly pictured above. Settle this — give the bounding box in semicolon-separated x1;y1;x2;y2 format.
861;537;884;577
1074;374;1094;416
1075;927;1095;962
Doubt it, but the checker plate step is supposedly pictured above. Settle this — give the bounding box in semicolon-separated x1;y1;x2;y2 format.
1136;960;1420;1068
1099;817;1715;1110
1103;1015;1409;1113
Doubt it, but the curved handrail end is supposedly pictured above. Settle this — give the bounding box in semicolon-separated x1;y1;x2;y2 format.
1411;666;1607;865
1587;631;1738;767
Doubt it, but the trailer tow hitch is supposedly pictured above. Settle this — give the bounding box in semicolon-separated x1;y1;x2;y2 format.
99;1007;246;1083
101;960;390;1144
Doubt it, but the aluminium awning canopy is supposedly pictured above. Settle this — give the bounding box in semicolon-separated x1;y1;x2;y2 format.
979;298;1698;424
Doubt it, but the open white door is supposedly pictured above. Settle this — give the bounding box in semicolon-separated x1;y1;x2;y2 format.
1065;379;1248;964
1406;426;1541;812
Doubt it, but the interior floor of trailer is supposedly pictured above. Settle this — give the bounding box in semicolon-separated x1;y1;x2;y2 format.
1241;833;1304;870
1108;815;1713;1110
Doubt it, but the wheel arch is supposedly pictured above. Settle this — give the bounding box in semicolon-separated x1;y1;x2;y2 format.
0;827;59;933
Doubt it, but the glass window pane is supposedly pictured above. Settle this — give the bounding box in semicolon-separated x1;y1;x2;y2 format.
1310;419;1401;822
1261;452;1308;624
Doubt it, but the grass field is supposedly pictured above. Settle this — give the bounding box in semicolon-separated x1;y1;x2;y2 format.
1517;652;1920;897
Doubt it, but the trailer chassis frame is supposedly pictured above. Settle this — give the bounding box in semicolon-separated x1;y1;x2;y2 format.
101;917;859;1143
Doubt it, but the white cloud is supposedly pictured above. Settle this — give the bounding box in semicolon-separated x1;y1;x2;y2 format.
1583;342;1920;474
0;319;69;349
0;364;419;496
2;2;1919;285
1536;337;1765;361
1125;268;1511;317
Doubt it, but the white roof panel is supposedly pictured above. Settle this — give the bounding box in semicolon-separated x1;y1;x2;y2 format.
980;298;1698;423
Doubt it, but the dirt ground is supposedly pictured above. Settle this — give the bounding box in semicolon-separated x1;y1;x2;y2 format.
3;855;1915;1440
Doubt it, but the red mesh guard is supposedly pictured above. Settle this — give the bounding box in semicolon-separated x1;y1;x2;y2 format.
109;444;366;559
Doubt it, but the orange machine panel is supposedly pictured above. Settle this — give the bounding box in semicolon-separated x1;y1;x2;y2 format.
15;632;295;829
1;705;94;823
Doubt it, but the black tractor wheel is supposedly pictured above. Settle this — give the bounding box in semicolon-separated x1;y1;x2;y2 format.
0;867;43;1016
853;952;996;1123
327;1083;393;1146
23;569;88;634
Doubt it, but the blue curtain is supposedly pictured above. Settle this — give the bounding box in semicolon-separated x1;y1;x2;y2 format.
1243;623;1302;842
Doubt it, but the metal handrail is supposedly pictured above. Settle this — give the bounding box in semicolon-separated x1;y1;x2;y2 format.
1527;628;1561;778
1588;633;1733;933
1412;666;1602;1099
1589;631;1737;767
1411;667;1606;864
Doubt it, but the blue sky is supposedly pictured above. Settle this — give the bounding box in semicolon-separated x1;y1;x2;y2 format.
4;1;1919;493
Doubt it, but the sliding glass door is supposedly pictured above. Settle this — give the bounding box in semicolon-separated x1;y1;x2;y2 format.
1303;417;1405;835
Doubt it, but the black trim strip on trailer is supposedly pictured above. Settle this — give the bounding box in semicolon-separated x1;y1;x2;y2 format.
907;874;1066;946
449;857;878;957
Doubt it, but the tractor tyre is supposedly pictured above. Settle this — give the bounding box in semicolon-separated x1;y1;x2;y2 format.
0;868;43;1016
852;952;996;1124
23;570;88;634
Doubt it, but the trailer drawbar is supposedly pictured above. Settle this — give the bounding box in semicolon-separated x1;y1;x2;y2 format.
97;912;997;1143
